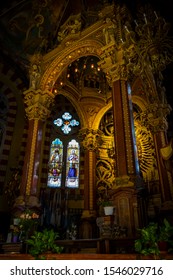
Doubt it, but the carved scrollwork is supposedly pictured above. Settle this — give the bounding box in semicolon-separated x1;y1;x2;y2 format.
134;119;156;178
96;159;115;190
140;103;171;132
57;14;82;43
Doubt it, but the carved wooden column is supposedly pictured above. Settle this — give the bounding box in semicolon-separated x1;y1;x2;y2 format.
98;11;143;235
79;128;103;238
20;88;54;197
99;51;140;186
98;59;141;235
141;103;173;209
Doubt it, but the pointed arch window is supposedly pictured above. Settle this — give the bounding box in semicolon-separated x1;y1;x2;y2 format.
66;139;80;188
47;111;80;188
47;138;63;187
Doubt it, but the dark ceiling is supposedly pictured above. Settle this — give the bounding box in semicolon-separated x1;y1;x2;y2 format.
1;0;173;63
0;0;173;137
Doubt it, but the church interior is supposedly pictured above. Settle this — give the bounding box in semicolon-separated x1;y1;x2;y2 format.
0;0;173;257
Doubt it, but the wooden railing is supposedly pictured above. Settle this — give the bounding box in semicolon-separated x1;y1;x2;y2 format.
54;238;136;254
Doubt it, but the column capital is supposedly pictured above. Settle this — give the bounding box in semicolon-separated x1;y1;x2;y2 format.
23;89;55;121
140;103;172;133
79;128;103;151
98;44;128;85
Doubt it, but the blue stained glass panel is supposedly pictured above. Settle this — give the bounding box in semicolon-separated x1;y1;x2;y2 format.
65;139;80;188
47;138;63;187
53;112;79;134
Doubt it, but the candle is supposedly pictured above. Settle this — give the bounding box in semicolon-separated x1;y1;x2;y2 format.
124;25;129;33
143;13;147;24
134;20;138;26
154;11;158;19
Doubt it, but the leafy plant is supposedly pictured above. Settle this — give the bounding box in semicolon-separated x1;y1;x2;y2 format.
135;219;173;258
19;209;39;233
158;219;173;253
101;200;112;207
159;218;173;242
26;229;63;259
97;184;113;207
134;222;160;258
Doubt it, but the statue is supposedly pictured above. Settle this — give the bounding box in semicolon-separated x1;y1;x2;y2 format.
103;18;116;45
29;63;41;89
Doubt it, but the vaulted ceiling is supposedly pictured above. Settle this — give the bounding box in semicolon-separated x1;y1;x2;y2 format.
0;0;173;137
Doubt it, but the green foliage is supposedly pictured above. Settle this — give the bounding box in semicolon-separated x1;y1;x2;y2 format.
97;185;112;207
135;219;173;257
135;223;160;257
159;218;173;242
26;229;63;259
19;209;39;234
101;201;112;207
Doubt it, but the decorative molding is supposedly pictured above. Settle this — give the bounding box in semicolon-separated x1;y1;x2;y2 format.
96;159;115;191
140;103;172;133
134;119;156;180
23;89;55;121
41;41;103;91
26;120;39;195
121;80;134;174
79;128;103;151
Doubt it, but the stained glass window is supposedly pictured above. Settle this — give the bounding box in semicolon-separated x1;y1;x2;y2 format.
47;138;63;187
65;139;80;188
47;138;80;188
53;112;79;134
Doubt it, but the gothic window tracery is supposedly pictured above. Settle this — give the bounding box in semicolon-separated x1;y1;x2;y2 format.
47;137;80;189
47;108;80;188
53;112;79;134
65;139;80;188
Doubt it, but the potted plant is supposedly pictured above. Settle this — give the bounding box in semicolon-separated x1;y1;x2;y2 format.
158;218;173;252
97;198;114;215
18;208;40;241
102;201;114;215
97;185;114;215
26;228;63;259
134;222;160;259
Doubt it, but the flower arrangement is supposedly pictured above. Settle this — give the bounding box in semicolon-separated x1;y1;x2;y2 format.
10;209;40;242
19;209;39;233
